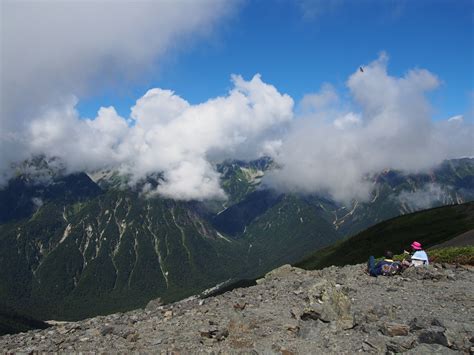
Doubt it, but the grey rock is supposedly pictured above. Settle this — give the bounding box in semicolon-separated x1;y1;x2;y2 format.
405;343;458;354
385;336;417;353
145;297;163;311
418;326;449;347
199;327;229;342
297;319;327;340
409;317;445;331
264;264;301;280
403;266;447;281
381;322;410;337
300;309;325;322
1;262;472;353
307;279;355;330
100;326;114;336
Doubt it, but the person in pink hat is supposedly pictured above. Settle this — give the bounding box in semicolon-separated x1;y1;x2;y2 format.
406;241;429;267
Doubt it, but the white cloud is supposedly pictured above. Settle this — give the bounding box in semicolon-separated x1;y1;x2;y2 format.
396;183;449;211
1;27;472;204
22;74;294;200
333;112;362;130
299;84;339;113
447;115;463;123
265;54;474;202
0;0;239;180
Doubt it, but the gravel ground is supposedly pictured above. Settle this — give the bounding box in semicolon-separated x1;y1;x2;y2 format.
1;263;473;354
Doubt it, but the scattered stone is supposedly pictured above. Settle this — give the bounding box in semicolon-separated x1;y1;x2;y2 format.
199;328;229;342
409;317;445;331
300;309;324;322
264;264;299;280
233;303;247;311
1;263;472;353
381;323;410;337
316;281;355;330
418;326;449;347
285;324;299;334
100;326;114;336
403;266;447;281
362;338;386;353
385;337;417;352
405;343;457;354
126;332;139;342
145;298;163;311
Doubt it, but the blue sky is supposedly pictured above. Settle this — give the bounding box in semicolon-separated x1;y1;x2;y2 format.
2;0;473;197
77;0;473;121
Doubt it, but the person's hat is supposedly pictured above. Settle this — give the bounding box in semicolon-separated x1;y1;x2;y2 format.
411;241;422;250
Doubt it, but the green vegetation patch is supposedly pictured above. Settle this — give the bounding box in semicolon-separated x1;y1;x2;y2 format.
296;202;474;270
428;246;474;265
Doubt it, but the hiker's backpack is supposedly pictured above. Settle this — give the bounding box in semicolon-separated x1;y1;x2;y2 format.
380;262;401;276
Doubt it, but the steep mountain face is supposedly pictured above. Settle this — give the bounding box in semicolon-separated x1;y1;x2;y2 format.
0;157;473;321
333;158;474;236
216;157;272;207
0;186;245;320
241;195;340;276
214;157;474;240
0;172;102;224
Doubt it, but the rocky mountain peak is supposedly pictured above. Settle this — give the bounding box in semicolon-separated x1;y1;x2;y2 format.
2;263;472;353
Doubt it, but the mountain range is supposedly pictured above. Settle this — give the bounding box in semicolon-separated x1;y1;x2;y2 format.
0;156;473;320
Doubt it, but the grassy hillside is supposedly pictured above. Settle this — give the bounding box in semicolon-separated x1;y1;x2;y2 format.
295;202;474;270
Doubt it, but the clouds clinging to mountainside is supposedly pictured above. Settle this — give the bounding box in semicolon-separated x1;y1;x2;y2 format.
0;0;472;201
0;0;239;183
2;53;473;201
26;75;294;200
266;55;474;202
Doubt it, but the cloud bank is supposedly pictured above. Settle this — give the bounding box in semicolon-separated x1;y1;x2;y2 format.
1;0;238;180
3;55;472;202
266;55;474;201
24;75;294;200
396;183;450;211
0;0;472;202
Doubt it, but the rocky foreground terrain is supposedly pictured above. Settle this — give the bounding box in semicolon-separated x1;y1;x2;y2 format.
1;263;473;354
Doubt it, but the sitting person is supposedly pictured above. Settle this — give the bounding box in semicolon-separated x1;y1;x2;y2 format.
367;251;402;277
407;241;429;267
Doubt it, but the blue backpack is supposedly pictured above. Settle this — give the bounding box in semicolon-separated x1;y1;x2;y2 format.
380;261;401;276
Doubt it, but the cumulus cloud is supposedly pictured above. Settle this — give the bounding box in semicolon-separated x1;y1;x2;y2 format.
1;9;472;207
299;84;339;113
0;0;239;180
266;54;474;202
23;74;294;200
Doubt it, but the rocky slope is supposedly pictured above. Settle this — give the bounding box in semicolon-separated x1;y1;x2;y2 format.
1;263;472;354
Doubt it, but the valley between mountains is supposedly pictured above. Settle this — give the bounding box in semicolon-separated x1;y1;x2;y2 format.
0;157;473;322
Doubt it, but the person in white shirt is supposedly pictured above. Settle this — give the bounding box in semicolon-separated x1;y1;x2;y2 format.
409;241;429;266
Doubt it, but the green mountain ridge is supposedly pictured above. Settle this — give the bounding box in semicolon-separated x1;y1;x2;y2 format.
0;157;473;323
0;189;246;320
295;202;474;270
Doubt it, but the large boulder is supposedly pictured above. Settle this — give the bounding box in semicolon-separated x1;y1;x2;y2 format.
304;279;355;330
